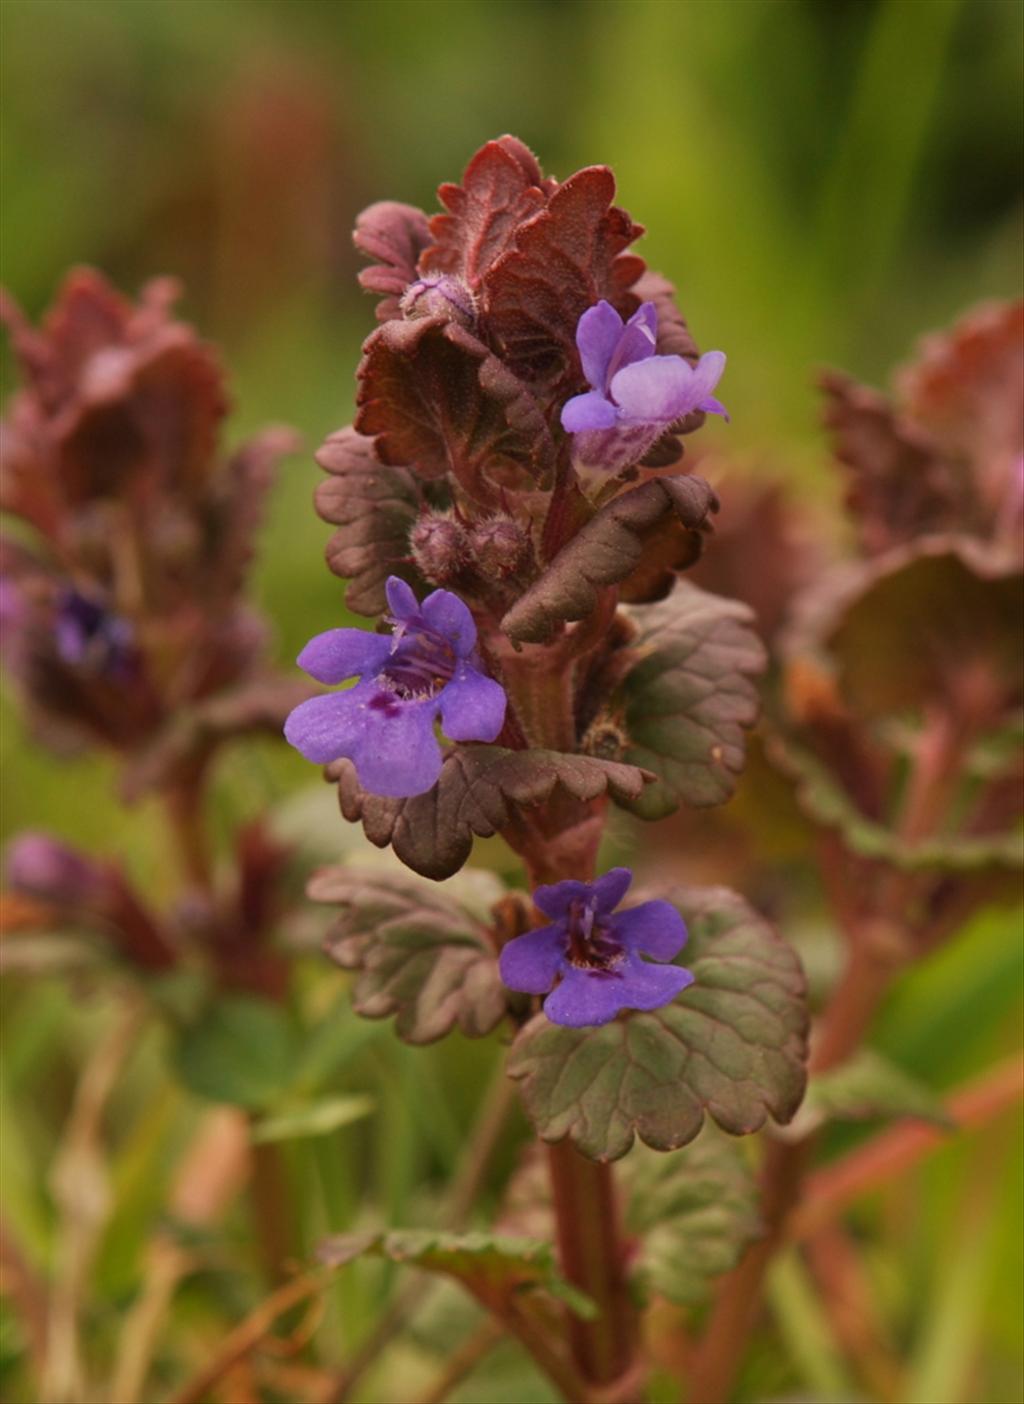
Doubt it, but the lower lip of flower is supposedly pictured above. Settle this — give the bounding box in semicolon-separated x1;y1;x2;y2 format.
565;899;624;972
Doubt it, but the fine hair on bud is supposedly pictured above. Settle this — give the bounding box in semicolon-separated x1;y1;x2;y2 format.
468;515;530;578
410;513;470;583
400;274;477;329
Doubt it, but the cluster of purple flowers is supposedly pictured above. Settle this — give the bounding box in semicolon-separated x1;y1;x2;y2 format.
282;296;720;1027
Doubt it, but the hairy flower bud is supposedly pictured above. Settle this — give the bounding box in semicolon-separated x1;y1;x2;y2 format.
5;831;104;908
468;516;530;578
410;513;470;584
400;274;477;329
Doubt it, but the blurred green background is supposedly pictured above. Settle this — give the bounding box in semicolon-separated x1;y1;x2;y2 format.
1;2;1021;1400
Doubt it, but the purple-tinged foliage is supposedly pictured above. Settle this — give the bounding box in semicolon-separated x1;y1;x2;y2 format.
500;867;693;1027
285;576;506;797
0;270;299;776
562;301;728;474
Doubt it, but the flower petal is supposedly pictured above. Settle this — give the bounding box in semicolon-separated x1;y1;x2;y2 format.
542;953;693;1027
698;394;730;422
576;300;624;390
690;350;726;399
385;575;420;621
610;355;697;425
532;879;594;919
420;587;477;655
296;628;392;684
561;390;618;433
606;302;658;382
592;867;633;913
499;923;568;995
439;663;506;742
284;682;443;796
614;900;687;961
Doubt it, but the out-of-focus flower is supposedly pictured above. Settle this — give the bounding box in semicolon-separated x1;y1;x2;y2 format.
284;575;506;796
561;301;727;473
499;867;693;1026
4;831;104;908
54;588;135;676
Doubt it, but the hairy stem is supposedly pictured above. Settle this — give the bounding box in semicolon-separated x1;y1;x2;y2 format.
547;1141;636;1387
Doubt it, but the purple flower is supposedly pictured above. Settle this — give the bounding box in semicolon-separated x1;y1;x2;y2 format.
499;867;693;1027
5;831;104;907
561;301;728;473
55;588;135;676
284;576;506;797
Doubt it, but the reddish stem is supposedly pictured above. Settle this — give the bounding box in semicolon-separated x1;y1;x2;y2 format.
547;1141;636;1386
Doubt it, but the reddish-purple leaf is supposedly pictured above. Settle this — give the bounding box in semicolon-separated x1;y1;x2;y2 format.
353;201;432;322
501;475;719;643
314;426;423;615
356;318;553;507
421;136;547;287
483;166;645;381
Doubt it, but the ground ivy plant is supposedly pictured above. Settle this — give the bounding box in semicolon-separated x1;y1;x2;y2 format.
286;135;809;1396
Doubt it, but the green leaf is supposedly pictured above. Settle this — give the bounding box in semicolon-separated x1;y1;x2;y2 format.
500;476;719;644
318;1229;597;1320
312;868;507;1044
797;1048;953;1133
624;1127;762;1307
507;886;808;1161
616;584;766;818
173;996;298;1111
770;734;1023;872
330;744;652;881
251;1094;375;1144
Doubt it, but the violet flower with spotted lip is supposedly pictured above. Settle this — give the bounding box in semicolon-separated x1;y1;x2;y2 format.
284;576;506;798
499;867;693;1027
561;300;728;474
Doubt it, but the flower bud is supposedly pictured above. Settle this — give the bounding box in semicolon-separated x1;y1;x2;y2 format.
400;275;476;329
4;831;104;908
410;513;470;584
468;516;530;578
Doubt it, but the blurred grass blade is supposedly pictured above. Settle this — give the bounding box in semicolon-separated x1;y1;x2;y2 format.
768;1248;856;1400
816;0;962;304
252;1094;374;1144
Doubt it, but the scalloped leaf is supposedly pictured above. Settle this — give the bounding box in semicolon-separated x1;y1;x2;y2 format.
501;476;719;644
769;733;1023;873
420;136;547;287
311;868;506;1044
821;370;963;556
353;200;431;321
483;166;645;381
824;541;1022;721
624;1127;762;1306
318;1229;596;1320
330;745;652;881
313;425;423;616
356;318;553;506
506;886;808;1162
615;584;766;817
796;1049;953;1134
